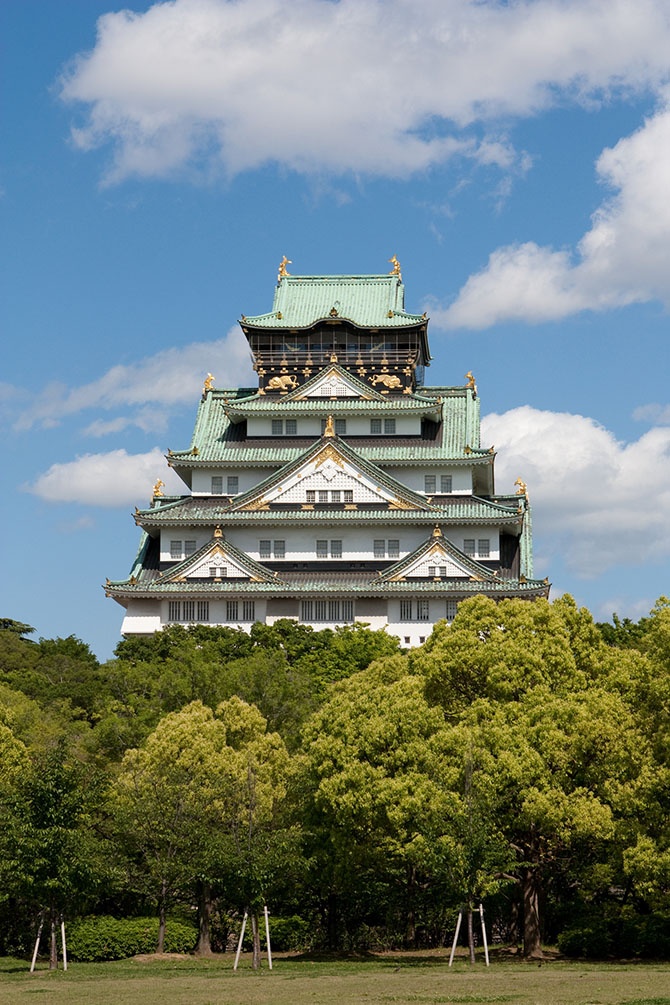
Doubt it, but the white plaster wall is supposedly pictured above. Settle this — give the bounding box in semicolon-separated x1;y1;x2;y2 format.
247;415;421;437
191;468;272;494
383;467;472;494
228;526;428;562
120;600;162;635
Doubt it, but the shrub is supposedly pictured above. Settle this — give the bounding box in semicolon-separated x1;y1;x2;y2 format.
66;916;197;961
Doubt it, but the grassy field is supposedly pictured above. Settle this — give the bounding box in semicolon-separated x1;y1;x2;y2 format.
1;952;669;1005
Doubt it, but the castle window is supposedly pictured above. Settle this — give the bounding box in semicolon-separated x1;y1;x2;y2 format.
440;475;452;493
464;539;475;557
318;490;329;503
242;601;256;622
260;539;284;558
197;601;210;621
285;419;297;435
424;475;436;493
330;490;341;503
211;476;223;494
417;600;430;621
478;539;490;558
210;566;227;577
330;540;342;559
343;490;354;503
259;540;271;559
321;418;346;435
374;540;385;558
370;419;382;434
273;540;286;559
184;540;196;557
400;599;413;621
306;490;315;503
182;600;195;622
316;540;342;558
384;419;396;434
374;539;400;558
170;540;182;560
301;599;354;622
271;419;283;435
226;600;238;622
446;599;458;621
388;539;400;558
227;476;239;494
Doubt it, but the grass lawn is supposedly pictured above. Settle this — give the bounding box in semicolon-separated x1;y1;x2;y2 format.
1;951;668;1005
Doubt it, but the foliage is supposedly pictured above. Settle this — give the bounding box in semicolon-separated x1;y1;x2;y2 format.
66;915;197;961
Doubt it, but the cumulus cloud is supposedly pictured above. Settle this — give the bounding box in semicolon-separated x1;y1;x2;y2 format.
26;448;184;507
437;97;670;327
60;0;670;182
15;325;253;432
482;406;670;577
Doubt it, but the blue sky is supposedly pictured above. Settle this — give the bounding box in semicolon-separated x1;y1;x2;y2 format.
2;0;669;659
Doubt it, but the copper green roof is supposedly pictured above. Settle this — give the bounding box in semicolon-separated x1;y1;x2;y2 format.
168;384;488;468
241;274;426;330
135;497;523;529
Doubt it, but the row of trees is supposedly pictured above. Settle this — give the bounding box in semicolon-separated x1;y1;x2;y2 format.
0;596;668;963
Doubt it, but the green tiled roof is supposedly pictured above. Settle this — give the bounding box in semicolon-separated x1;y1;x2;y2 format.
378;529;500;583
242;274;426;330
135;497;523;529
168;384;488;467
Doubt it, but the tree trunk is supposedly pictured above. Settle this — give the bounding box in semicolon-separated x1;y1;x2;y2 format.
196;881;213;956
251;911;261;970
522;868;543;959
49;910;58;970
157;884;167;954
467;907;476;964
405;865;416;948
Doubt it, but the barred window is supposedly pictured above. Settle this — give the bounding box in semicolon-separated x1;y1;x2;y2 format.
330;490;341;503
374;539;385;559
226;600;239;622
306;490;315;503
440;475;452;493
259;540;272;559
417;600;430;621
316;540;328;558
285;419;297;435
211;476;223;494
168;601;181;622
384;419;396;434
197;601;210;622
424;475;436;493
227;476;239;494
170;540;182;560
242;601;255;622
464;539;476;556
318;490;329;503
301;600;313;621
273;540;285;559
370;418;382;434
400;599;413;621
210;566;227;578
446;599;458;621
330;540;342;558
342;600;354;622
388;539;400;558
315;600;327;620
271;419;283;435
478;538;490;558
343;490;354;503
184;540;197;557
183;600;195;621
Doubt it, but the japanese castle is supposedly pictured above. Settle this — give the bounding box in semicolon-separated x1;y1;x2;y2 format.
107;259;549;646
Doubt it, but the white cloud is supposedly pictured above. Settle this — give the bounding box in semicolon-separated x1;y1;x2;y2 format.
60;0;670;183
14;325;253;432
436;97;670;327
26;448;184;507
481;406;670;577
632;402;670;424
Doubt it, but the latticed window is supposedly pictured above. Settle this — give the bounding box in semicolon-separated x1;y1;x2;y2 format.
301;600;313;621
341;600;354;621
183;600;195;621
227;476;239;494
370;418;382;434
330;540;342;558
478;539;490;558
464;539;475;556
168;601;181;622
184;540;196;557
306;490;315;503
316;540;328;558
388;539;399;558
274;540;285;559
210;566;227;577
197;601;210;622
318;490;329;503
259;540;271;558
226;600;239;622
211;476;223;494
315;600;328;620
374;540;385;558
424;475;436;493
170;540;182;559
343;490;354;503
242;601;255;622
384;419;396;434
440;475;452;493
330;490;341;503
271;419;283;435
285;419;297;435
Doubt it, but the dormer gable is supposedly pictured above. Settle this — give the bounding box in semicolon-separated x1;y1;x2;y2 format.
284;364;384;401
377;527;496;582
162;531;279;583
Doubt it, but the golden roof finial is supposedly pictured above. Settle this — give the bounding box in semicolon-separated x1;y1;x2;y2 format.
465;371;476;390
388;254;401;277
214;525;223;538
153;478;164;497
432;524;443;538
515;477;528;499
278;255;292;280
203;372;214;394
323;415;335;438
